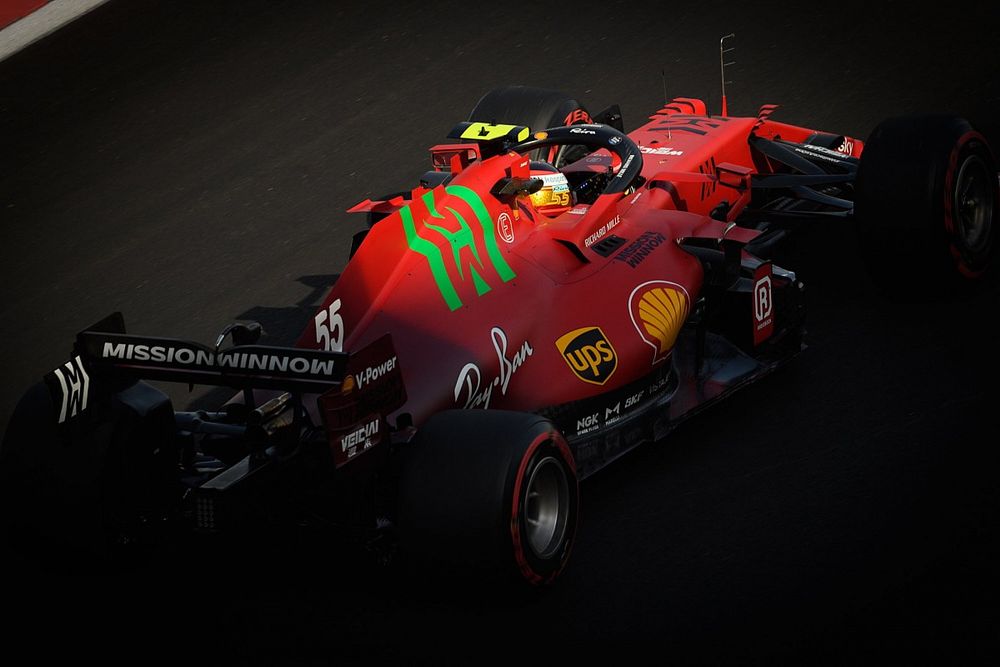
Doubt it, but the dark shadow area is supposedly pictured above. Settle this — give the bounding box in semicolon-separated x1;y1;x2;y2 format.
1;0;997;664
183;274;338;412
227;273;338;347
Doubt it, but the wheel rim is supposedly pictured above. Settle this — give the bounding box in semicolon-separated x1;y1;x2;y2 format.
954;153;993;255
523;455;570;559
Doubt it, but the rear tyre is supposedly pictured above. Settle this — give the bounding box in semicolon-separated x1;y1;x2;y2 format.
855;114;997;296
397;410;579;586
468;85;592;167
0;381;177;571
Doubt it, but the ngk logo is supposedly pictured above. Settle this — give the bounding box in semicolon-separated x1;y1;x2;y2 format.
577;413;600;434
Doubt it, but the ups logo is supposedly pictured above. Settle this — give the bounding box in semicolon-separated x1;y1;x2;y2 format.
555;327;617;385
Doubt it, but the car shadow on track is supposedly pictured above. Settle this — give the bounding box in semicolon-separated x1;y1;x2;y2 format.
183;273;339;412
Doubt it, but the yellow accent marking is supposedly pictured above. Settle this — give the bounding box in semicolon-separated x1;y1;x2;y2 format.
639;300;670;336
554;327;593;353
460;122;527;142
554;327;618;386
638;287;688;354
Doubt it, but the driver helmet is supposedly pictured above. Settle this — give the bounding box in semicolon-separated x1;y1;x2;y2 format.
527;160;573;218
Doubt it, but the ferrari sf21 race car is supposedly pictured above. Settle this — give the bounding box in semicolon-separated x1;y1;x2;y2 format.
2;84;995;585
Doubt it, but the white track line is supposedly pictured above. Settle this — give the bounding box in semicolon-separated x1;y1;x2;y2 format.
0;0;112;62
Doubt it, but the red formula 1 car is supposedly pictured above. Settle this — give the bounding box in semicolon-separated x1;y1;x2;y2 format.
2;84;995;585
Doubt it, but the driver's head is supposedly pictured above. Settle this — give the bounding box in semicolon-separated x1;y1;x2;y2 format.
527;160;573;218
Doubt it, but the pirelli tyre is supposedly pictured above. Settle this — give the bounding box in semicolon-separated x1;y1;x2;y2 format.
855;114;998;294
397;410;579;586
468;85;593;167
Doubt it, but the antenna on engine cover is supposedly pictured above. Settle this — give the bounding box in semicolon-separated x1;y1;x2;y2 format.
719;33;736;117
661;69;671;140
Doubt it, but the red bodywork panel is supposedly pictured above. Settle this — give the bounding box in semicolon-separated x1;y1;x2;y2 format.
296;99;859;432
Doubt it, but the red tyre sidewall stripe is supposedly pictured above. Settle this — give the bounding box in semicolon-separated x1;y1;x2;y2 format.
509;429;577;585
944;130;991;278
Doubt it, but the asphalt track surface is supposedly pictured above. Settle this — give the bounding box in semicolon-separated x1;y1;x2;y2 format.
1;1;998;663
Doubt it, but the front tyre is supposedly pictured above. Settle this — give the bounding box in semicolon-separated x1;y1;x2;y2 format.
397;410;579;586
855;114;998;294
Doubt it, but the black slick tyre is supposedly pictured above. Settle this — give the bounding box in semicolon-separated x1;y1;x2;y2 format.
468;85;592;166
855;114;997;295
0;380;176;571
396;410;579;586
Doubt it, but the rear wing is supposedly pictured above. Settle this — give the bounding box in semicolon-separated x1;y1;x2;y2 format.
72;312;348;394
44;314;406;473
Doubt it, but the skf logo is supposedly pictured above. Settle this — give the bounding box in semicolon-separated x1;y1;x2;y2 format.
625;390;644;409
628;281;690;364
555;327;617;385
753;263;775;346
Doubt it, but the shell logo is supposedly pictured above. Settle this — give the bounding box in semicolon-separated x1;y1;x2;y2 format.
628;280;690;364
